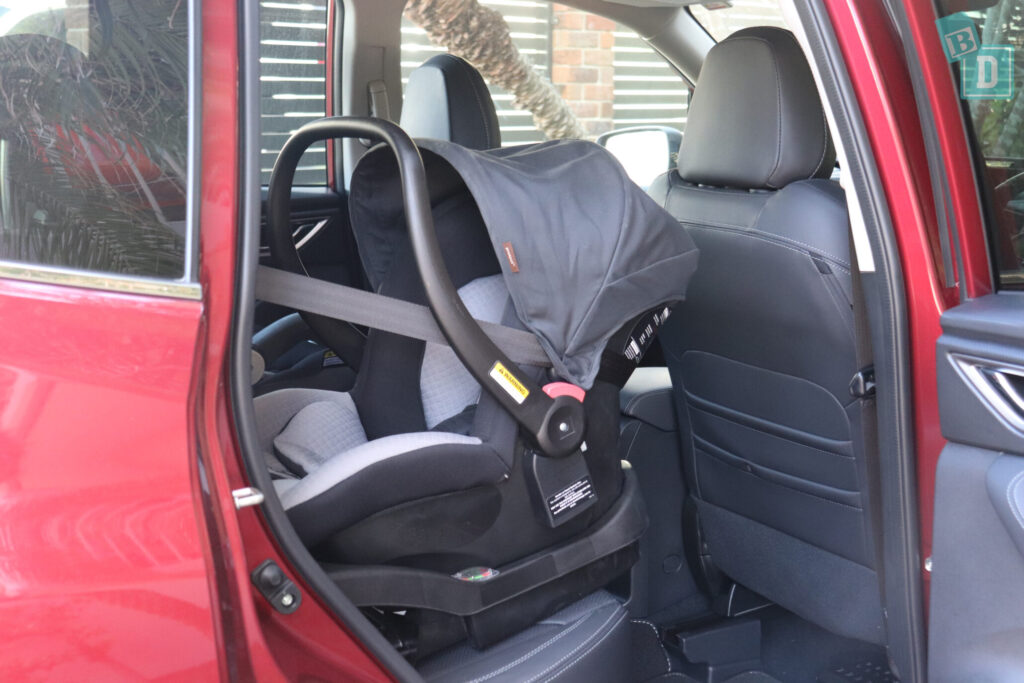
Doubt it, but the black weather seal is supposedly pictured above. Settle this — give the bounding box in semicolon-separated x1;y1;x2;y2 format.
882;0;980;299
229;1;422;681
792;2;926;681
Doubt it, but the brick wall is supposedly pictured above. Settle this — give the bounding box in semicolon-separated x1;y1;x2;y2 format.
551;6;616;137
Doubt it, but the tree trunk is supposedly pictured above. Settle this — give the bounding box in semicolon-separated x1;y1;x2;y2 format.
404;0;586;140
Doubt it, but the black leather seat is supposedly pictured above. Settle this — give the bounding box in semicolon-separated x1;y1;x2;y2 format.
399;53;501;150
653;27;885;644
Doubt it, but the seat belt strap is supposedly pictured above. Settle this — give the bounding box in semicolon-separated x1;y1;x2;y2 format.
255;265;553;368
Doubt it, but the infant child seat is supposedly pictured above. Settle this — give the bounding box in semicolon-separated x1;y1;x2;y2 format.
254;119;698;658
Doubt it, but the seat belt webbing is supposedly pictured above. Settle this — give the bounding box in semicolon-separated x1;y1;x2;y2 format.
255;265;552;368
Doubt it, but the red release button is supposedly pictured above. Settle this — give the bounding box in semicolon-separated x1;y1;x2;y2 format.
542;382;586;403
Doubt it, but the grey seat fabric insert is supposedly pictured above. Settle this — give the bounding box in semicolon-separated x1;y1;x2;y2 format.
255;276;506;512
279;430;483;510
274;398;367;474
421;274;509;429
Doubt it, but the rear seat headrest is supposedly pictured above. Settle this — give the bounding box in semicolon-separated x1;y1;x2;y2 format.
677;26;835;190
400;54;501;150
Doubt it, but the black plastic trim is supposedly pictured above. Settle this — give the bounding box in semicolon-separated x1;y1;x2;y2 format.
327;471;647;614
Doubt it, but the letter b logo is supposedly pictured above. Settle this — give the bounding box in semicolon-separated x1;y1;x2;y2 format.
936;13;980;61
945;27;978;60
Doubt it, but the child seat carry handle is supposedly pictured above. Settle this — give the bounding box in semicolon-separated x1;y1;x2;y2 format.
266;117;585;457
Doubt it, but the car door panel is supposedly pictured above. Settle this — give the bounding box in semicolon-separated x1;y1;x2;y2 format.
929;294;1024;682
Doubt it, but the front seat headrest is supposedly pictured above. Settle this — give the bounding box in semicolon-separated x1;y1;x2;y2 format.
677;27;835;190
400;54;501;150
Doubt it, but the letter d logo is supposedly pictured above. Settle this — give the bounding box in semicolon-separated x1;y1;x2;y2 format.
962;46;1014;100
976;55;999;89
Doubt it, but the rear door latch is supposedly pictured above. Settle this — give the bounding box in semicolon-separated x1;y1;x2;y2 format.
232;487;265;509
849;367;876;399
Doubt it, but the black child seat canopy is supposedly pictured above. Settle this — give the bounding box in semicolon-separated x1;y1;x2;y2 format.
349;138;700;389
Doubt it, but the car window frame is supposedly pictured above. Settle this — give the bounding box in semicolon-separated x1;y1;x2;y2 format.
0;0;202;297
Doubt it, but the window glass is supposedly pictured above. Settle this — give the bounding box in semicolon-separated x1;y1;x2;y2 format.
400;2;689;144
934;1;1024;289
0;0;189;279
689;1;787;42
259;1;330;185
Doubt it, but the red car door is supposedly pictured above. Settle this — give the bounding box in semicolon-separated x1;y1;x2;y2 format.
0;1;224;680
894;1;1024;681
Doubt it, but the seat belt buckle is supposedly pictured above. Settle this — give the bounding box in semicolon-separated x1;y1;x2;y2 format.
850;366;876;399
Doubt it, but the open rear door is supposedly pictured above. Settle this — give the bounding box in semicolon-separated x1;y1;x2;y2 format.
896;1;1024;680
930;301;1024;681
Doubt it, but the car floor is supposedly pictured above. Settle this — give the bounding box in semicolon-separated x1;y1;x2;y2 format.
632;607;894;683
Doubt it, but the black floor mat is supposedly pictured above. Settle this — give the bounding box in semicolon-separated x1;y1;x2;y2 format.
817;652;897;683
759;610;891;682
632;619;677;681
644;607;895;683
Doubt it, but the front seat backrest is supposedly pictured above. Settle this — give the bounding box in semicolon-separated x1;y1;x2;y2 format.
653;27;885;645
400;54;501;150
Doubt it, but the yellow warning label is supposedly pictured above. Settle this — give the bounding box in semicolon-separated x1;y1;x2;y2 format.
489;361;529;404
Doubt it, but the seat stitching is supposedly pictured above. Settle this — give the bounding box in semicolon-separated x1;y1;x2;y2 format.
1006;469;1024;530
694;436;863;511
621;420;643;461
538;610;628;682
685;400;854;460
765;39;783;188
680;349;853;419
817;269;857;341
813;114;830;177
470;77;494;147
712;221;851;267
462;611;591;683
631;619;671;673
681;222;850;271
625;388;674;415
748;228;849;268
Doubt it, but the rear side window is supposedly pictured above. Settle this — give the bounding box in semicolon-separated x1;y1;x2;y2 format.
400;4;689;143
933;1;1024;290
0;1;190;279
259;1;331;186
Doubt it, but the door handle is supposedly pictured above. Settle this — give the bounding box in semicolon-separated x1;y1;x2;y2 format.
952;354;1024;432
292;218;330;250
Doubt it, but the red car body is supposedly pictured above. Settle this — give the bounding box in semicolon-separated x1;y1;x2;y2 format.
0;0;1002;678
